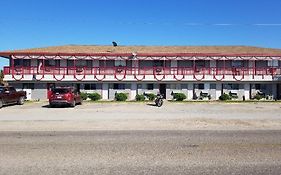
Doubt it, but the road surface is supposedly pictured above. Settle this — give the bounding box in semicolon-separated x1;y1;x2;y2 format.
1;130;281;175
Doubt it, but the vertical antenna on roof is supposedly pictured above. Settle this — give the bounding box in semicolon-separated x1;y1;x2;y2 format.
112;41;118;47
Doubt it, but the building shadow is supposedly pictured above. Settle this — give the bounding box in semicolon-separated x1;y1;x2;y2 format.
41;104;73;108
0;104;16;109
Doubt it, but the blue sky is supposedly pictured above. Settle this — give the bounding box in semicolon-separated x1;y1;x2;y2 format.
1;0;281;69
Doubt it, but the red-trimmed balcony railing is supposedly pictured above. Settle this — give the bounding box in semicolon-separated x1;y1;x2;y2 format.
3;66;281;81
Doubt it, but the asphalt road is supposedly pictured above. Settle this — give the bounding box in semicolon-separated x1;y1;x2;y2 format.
1;130;281;175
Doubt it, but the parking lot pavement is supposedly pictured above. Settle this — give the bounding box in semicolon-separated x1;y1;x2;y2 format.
0;102;281;131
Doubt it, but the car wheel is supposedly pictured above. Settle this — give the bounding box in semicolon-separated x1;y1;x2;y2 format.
0;99;3;109
49;103;54;108
18;97;25;105
70;100;75;107
77;100;82;105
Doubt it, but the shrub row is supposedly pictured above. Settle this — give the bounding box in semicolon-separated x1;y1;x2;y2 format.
115;93;128;101
219;93;239;101
172;93;187;101
80;92;102;101
219;93;232;101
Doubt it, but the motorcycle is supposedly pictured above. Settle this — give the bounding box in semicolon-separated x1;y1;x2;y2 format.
155;94;164;107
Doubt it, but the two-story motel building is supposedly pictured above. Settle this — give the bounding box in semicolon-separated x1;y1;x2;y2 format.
1;45;281;101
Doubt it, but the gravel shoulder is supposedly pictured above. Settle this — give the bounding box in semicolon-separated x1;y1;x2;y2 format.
0;102;281;131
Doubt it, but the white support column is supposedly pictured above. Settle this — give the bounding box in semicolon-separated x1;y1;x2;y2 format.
244;83;250;100
216;83;222;100
133;60;139;74
102;83;109;100
131;83;137;100
187;83;193;100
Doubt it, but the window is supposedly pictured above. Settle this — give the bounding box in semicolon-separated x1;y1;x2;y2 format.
255;84;261;89
210;84;216;89
84;84;97;90
14;59;22;66
147;84;154;90
232;61;243;67
113;83;125;90
45;60;60;67
23;83;34;90
198;84;205;90
23;60;31;67
76;60;87;67
153;60;164;67
12;59;31;67
86;60;92;68
254;84;266;90
137;84;142;89
67;60;74;67
115;60;126;67
268;60;279;67
226;84;239;90
181;84;188;89
195;61;206;68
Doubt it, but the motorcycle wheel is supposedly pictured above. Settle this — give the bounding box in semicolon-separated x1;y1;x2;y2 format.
157;99;163;107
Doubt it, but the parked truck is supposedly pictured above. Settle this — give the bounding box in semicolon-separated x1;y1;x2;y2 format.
0;86;26;108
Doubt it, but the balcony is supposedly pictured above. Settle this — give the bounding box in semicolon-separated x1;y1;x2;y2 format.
3;66;281;82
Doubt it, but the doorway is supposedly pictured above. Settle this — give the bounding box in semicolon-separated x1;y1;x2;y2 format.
159;84;166;99
76;84;81;93
277;84;281;100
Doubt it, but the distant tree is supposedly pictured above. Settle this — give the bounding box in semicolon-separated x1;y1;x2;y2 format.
0;70;4;85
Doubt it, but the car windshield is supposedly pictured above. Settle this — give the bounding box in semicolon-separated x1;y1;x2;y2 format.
52;88;70;94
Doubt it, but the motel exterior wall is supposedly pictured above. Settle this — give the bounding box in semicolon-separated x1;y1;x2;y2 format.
2;55;281;101
6;81;280;101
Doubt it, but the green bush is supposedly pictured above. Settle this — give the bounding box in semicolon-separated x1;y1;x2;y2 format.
145;93;157;101
173;93;187;101
88;93;102;101
115;93;128;101
136;94;145;101
254;94;263;100
80;92;88;101
219;93;231;101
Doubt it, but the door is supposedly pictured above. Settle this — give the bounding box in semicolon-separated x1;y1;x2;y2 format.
277;84;281;100
159;84;166;99
8;87;18;103
1;87;11;104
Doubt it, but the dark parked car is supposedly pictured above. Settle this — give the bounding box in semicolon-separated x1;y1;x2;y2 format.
0;86;26;108
49;87;82;107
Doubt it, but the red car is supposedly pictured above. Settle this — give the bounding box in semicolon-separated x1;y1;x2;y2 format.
0;86;26;108
49;87;82;107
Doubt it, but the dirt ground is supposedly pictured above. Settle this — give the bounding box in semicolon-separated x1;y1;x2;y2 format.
0;101;281;131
